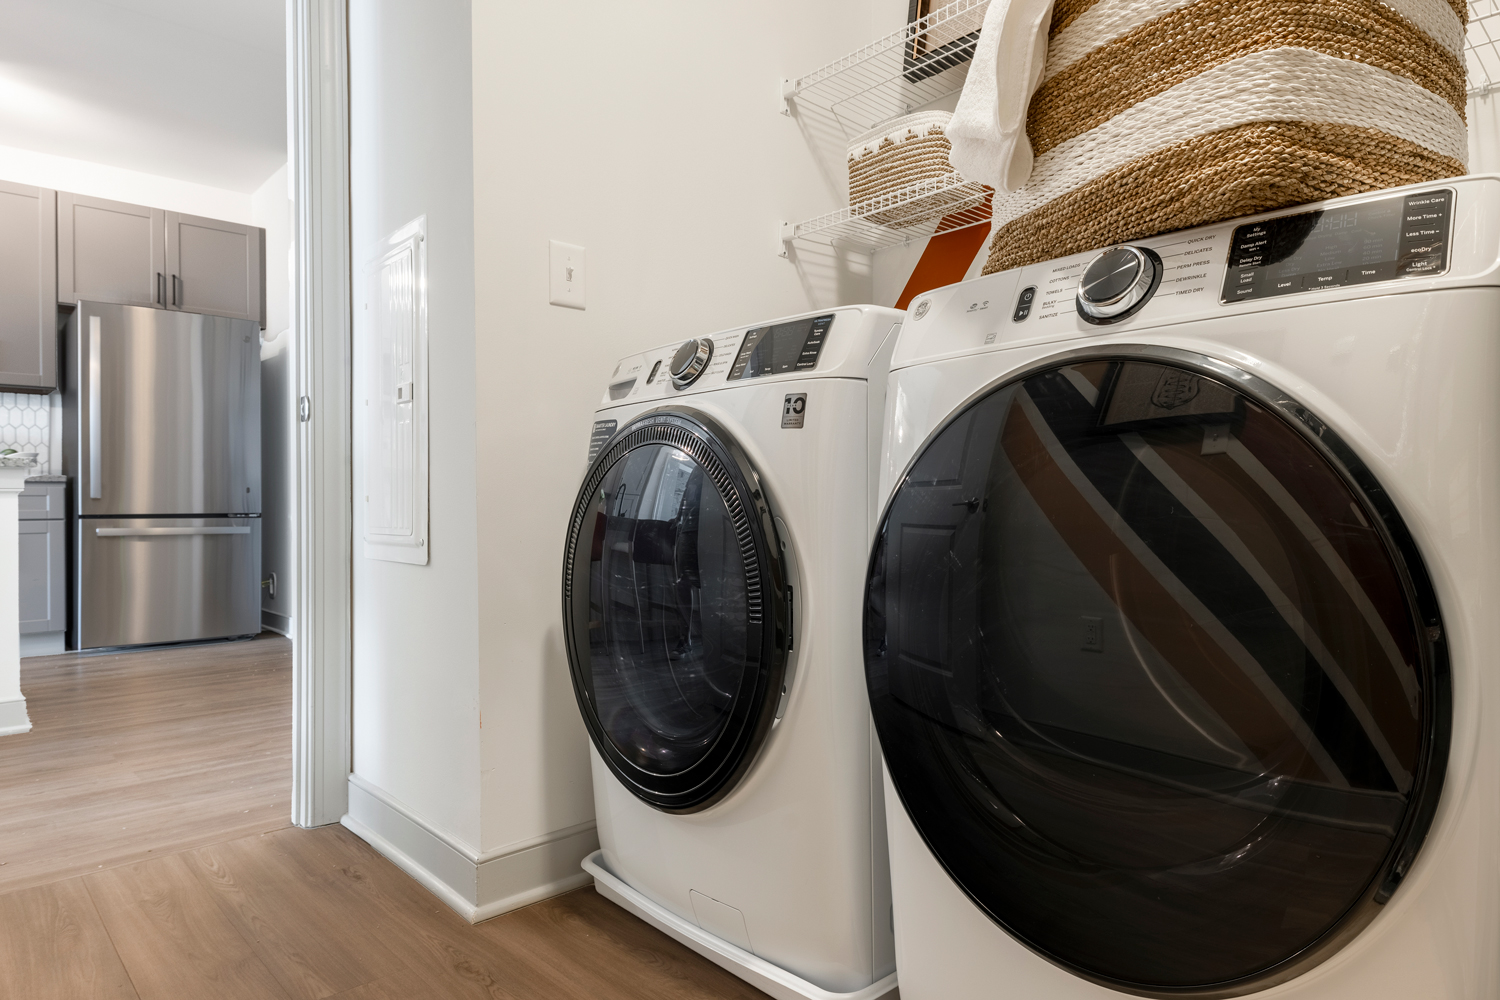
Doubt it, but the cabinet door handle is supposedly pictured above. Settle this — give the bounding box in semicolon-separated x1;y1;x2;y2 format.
155;272;164;306
172;274;180;307
88;315;102;499
95;526;252;537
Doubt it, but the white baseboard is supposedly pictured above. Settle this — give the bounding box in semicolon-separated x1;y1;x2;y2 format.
342;773;597;924
20;631;65;658
260;610;292;636
0;695;31;736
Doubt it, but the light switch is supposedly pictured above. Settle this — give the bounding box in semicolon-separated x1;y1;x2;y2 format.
549;240;586;310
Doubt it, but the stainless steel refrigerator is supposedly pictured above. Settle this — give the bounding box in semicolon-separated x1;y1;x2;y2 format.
63;301;261;649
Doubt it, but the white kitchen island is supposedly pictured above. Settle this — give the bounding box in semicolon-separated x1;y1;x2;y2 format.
0;462;35;735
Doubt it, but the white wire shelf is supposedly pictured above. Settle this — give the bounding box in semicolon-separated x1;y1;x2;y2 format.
782;0;1496;256
788;1;1500;125
1469;0;1500;96
783;0;990;136
781;173;992;255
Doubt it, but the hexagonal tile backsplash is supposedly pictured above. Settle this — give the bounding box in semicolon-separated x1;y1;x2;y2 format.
0;393;51;473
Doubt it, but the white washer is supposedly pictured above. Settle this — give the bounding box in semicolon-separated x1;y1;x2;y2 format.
563;306;904;1000
866;176;1500;998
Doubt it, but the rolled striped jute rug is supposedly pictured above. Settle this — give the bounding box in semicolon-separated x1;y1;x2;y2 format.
981;0;1470;274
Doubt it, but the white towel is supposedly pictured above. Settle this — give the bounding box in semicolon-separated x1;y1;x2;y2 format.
945;0;1055;193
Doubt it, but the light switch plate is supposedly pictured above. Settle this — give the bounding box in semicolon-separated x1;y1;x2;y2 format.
549;240;586;309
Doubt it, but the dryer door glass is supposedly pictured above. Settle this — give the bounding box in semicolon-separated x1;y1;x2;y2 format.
865;358;1448;994
565;412;789;812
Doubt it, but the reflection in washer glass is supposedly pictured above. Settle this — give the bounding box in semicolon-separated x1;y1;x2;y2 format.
865;360;1438;990
586;443;751;776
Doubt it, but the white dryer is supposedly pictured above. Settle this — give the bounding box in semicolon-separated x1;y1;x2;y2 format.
866;177;1500;997
563;306;904;1000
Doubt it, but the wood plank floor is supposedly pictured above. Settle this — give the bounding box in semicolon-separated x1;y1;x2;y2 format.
0;635;770;999
0;634;295;895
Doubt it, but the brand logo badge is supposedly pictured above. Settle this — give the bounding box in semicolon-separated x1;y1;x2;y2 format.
913;300;931;320
782;393;807;429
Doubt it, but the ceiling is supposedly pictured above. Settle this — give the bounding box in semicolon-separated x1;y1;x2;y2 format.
0;0;285;193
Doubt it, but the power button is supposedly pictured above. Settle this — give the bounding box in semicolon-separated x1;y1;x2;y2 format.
1013;286;1037;322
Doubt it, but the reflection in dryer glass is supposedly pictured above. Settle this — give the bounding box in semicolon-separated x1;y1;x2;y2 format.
866;360;1438;990
586;443;751;775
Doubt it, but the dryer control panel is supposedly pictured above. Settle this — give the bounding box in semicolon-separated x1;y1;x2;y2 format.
1222;188;1451;303
892;175;1499;372
594;305;905;411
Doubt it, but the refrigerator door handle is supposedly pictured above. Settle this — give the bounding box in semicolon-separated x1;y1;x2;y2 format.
88;315;102;499
95;527;253;537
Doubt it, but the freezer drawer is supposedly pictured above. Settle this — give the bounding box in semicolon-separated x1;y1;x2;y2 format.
75;517;261;649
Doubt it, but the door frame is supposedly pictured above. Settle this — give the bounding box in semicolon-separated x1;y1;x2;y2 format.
289;0;353;828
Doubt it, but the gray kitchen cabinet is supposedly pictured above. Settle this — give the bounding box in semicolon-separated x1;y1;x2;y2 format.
0;181;57;392
58;193;166;308
19;480;65;635
165;212;265;326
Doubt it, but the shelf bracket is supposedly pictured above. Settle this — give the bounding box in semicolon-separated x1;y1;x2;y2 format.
778;222;795;259
780;78;795;117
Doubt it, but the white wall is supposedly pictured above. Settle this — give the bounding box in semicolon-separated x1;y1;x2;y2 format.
0;142;254;222
1470;94;1500;172
468;0;906;854
254;164;295;634
253;165;293;338
349;0;483;853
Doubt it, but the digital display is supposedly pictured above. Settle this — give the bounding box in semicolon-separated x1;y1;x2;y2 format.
1310;210;1362;235
1221;189;1452;303
728;314;834;380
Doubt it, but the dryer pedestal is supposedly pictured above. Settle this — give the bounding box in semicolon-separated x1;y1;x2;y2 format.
583;853;899;1000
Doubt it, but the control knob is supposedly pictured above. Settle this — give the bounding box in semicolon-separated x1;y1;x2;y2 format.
1076;245;1162;324
670;337;714;389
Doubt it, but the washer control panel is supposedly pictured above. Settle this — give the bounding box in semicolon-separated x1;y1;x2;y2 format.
727;313;834;380
669;337;714;388
1222;188;1452;303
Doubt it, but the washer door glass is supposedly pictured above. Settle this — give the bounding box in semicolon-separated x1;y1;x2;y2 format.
565;412;787;812
865;359;1446;993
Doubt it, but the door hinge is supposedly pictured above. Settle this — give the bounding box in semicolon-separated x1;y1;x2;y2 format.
298;395;311;422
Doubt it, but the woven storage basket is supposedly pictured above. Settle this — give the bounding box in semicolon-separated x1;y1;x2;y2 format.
848;112;984;228
983;0;1470;274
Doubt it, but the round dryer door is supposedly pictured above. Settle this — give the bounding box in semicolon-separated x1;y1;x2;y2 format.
563;408;790;813
865;350;1450;996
